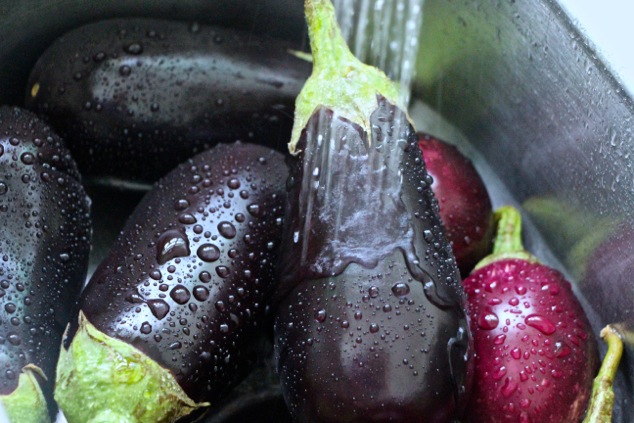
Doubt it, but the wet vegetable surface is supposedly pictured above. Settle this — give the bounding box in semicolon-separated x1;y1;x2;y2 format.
273;1;472;421
25;18;310;184
463;206;598;422
56;142;288;422
418;132;494;278
0;106;91;420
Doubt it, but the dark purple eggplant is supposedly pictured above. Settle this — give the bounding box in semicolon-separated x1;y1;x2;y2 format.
54;142;288;423
273;1;472;422
25;18;310;185
0;106;91;422
418;132;494;278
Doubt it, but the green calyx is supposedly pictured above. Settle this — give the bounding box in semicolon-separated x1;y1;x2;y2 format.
55;311;209;423
289;0;404;154
473;205;538;270
0;365;51;423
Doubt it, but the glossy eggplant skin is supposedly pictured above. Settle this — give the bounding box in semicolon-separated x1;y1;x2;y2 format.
75;142;288;403
0;107;91;399
274;99;472;422
25;18;310;184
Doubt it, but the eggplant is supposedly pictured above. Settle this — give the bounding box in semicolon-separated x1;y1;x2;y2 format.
462;206;598;422
273;1;472;421
0;106;91;422
417;132;494;278
25;18;310;185
55;142;288;423
418;132;495;278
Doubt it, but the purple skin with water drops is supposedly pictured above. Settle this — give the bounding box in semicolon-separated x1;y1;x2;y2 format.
63;142;288;419
463;205;598;422
0;106;91;419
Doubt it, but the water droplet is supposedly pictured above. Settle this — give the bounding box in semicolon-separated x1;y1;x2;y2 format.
197;244;220;262
554;341;572;358
215;301;226;312
20;152;34;165
4;303;16;313
199;271;212;283
0;182;7;195
59;253;70;262
174;199;189;210
493;334;506;345
157;230;190;264
193;286;210;301
170;285;191;304
477;307;499;330
119;65;132;76
511;348;522;359
125;42;143;55
7;333;20;346
525;314;556;335
147;299;170;320
149;270;162;280
218;221;236;239
391;282;410;296
501;377;519;397
247;204;262;217
189;22;200;33
215;266;230;278
314;309;327;322
140;322;152;334
227;178;240;189
178;213;197;224
219;323;230;333
368;286;379;298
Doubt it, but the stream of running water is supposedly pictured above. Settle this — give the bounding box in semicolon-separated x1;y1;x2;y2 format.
334;0;425;106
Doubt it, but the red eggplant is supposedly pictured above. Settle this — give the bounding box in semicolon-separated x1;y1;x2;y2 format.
463;205;598;422
54;142;288;423
418;132;494;277
0;106;91;422
273;1;472;422
25;18;310;185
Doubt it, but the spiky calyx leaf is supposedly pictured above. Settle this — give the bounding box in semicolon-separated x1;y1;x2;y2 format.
55;312;209;423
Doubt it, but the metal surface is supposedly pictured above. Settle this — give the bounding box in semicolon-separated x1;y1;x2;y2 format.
0;0;632;420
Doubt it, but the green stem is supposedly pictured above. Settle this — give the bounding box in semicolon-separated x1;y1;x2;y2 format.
304;0;354;74
473;205;538;270
289;0;402;153
583;324;624;423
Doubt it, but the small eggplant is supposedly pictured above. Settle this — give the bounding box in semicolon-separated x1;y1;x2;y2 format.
25;18;310;184
418;132;494;277
55;142;288;423
463;205;598;422
273;1;471;422
0;106;91;422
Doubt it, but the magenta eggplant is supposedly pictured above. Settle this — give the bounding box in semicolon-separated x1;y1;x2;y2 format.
463;206;598;422
418;132;494;278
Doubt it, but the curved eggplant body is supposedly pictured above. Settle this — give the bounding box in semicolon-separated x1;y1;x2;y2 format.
0;106;91;418
274;99;472;422
67;142;287;410
26;18;310;183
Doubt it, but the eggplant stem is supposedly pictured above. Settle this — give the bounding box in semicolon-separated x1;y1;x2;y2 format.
582;324;624;423
473;205;538;270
